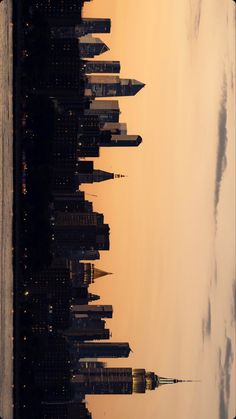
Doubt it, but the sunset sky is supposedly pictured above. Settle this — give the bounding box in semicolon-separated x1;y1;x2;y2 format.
81;1;235;418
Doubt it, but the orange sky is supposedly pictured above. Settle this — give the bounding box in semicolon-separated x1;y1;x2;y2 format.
81;1;235;418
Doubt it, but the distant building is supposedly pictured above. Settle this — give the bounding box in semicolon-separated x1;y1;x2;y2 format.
101;122;127;135
79;132;142;148
72;368;186;395
77;342;131;359
76;160;122;184
84;99;120;123
82;60;121;74
50;18;111;38
32;0;84;18
71;305;113;319
55;211;104;227
41;401;92;419
69;260;111;287
54;195;93;213
63;328;110;341
85;75;145;97
79;35;109;58
54;223;110;252
63;249;100;261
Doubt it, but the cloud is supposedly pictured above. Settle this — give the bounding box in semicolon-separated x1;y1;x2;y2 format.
214;76;228;214
187;0;203;39
218;338;234;419
202;299;212;341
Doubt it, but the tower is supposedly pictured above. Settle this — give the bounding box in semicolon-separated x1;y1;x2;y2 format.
76;161;122;185
79;35;109;58
85;75;145;97
69;261;111;287
72;368;194;395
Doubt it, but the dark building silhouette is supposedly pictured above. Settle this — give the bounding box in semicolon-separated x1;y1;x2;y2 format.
71;305;113;319
85;75;145;97
75;161;120;185
63;249;101;261
72;368;187;395
82;60;120;74
54;196;93;213
32;0;89;18
54;223;110;254
79;35;109;58
69;260;111;287
41;401;92;419
50;18;111;38
84;100;120;123
77;343;131;359
63;328;110;341
55;211;105;227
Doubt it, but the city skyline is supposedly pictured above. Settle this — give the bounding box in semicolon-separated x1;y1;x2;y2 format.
81;1;236;419
0;0;235;418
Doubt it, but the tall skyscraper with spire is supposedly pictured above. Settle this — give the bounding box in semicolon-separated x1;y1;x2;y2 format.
72;368;192;395
85;76;145;97
76;161;124;184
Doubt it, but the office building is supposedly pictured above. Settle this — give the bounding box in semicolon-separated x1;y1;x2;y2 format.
77;343;131;359
85;75;145;97
76;160;121;184
50;18;111;38
82;60;120;74
71;305;113;319
79;35;109;58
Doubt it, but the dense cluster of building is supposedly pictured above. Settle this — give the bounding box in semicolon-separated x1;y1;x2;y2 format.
17;2;188;418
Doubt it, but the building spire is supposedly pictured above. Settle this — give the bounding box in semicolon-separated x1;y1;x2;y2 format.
93;267;113;279
157;376;200;386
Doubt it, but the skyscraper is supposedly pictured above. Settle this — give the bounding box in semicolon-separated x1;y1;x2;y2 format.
32;0;84;18
72;368;190;395
71;305;113;319
84;100;120;123
77;343;131;359
50;18;111;39
55;212;104;227
101;122;127;134
69;260;111;286
76;160;122;184
77;18;111;36
85;75;145;97
79;35;109;58
82;60;121;74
